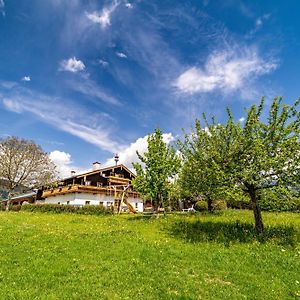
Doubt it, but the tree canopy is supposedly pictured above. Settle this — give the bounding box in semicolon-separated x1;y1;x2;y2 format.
178;119;227;211
180;97;300;232
132;128;181;212
0;136;57;207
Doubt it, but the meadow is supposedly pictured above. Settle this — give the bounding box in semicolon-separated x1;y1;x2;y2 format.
0;210;299;299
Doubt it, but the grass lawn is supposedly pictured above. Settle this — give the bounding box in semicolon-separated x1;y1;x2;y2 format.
0;210;299;299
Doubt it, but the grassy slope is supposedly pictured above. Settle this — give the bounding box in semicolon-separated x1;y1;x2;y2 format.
0;210;299;300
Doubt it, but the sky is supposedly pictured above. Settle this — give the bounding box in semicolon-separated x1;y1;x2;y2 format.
0;0;300;177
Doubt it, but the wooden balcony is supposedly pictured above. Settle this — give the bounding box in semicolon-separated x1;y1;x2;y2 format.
108;176;131;185
42;184;140;199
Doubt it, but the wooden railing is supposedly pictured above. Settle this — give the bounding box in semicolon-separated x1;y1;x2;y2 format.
42;184;140;199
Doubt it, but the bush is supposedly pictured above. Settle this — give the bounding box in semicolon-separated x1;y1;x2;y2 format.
21;204;113;215
195;201;208;211
0;204;22;211
212;200;227;211
9;204;22;212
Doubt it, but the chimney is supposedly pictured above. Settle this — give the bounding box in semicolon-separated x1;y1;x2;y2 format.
92;161;101;171
71;170;76;176
114;153;119;166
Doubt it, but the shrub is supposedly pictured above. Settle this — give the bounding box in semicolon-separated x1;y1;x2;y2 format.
9;204;22;212
0;204;22;211
79;205;113;215
212;200;227;211
0;203;6;211
195;201;208;211
21;203;113;215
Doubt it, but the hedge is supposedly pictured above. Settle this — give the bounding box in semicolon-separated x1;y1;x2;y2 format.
21;203;113;215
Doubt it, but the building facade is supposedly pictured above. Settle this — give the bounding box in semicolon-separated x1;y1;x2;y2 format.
41;163;143;212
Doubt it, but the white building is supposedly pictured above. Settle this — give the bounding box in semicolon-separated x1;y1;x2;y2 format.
41;162;143;213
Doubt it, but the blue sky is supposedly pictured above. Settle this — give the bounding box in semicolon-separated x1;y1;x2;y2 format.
0;0;300;176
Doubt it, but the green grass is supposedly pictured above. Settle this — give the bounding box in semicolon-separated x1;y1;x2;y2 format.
0;210;299;299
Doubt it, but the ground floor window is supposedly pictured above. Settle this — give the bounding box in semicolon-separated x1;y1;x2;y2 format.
85;201;90;205
67;201;70;205
99;201;103;206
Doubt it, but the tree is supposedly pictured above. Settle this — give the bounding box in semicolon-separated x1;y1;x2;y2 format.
0;136;57;209
181;97;300;232
178;120;226;212
132;128;181;213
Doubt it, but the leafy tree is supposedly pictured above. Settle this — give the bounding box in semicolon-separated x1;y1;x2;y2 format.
181;97;300;232
132;128;181;212
0;136;58;209
178;119;226;211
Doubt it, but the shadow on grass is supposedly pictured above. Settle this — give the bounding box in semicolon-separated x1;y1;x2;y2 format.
168;220;298;246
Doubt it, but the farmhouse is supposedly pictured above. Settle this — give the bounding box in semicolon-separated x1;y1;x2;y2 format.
41;160;143;212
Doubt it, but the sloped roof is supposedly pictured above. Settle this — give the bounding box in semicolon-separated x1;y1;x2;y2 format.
64;164;136;180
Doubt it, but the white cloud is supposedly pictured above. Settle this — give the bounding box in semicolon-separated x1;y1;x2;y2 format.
103;132;174;170
49;150;89;178
125;3;133;9
116;52;127;58
49;150;73;178
98;59;109;67
239;117;245;123
174;48;277;95
21;76;31;82
59;57;85;73
86;1;119;29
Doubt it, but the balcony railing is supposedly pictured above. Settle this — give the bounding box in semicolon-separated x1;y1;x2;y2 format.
42;184;140;199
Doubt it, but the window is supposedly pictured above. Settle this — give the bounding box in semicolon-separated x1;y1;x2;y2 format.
97;182;103;187
85;181;91;186
58;202;60;205
135;203;138;209
85;201;90;205
67;201;70;205
99;202;103;206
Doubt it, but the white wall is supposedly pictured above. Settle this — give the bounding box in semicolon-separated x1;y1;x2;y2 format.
45;193;144;212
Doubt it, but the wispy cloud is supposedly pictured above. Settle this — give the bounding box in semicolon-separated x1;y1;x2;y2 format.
59;57;85;73
21;76;31;82
116;51;127;58
247;13;271;37
0;83;124;153
0;0;5;17
67;77;121;106
86;1;119;29
98;59;109;67
174;47;277;95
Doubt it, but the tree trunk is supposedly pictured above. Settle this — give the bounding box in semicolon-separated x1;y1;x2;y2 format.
249;188;264;233
207;197;213;212
153;194;160;214
6;191;12;211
